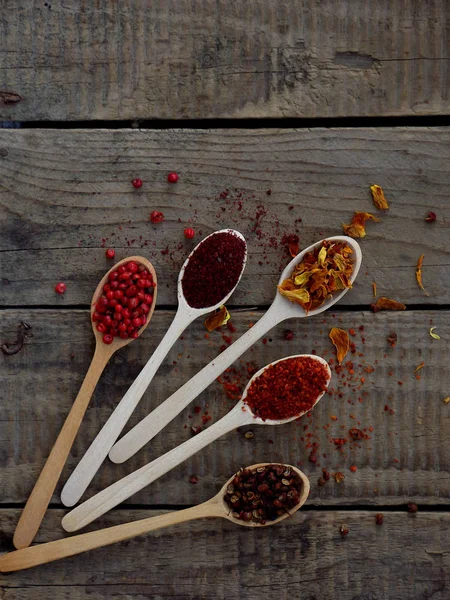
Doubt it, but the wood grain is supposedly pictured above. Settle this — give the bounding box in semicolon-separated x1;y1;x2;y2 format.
1;308;449;507
1;509;449;599
0;1;449;121
1;128;449;306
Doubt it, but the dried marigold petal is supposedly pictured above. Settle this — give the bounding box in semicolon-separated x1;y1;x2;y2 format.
444;397;450;404
373;297;406;311
278;285;310;306
329;327;350;365
415;254;429;296
333;472;345;483
414;362;425;373
372;282;377;297
204;305;231;332
429;327;440;340
370;184;390;210
289;240;300;257
343;212;380;238
277;240;353;313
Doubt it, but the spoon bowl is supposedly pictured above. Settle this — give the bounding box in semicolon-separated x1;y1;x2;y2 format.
177;228;247;313
219;463;310;527
61;229;247;507
110;236;359;464
237;354;332;427
90;255;158;350
12;256;157;550
0;463;309;573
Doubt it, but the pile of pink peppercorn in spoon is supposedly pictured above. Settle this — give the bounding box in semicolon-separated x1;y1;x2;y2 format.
13;256;157;550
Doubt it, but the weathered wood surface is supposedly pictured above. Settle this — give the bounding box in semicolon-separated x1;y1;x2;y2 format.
1;128;449;306
2;309;449;507
1;509;449;599
0;1;449;121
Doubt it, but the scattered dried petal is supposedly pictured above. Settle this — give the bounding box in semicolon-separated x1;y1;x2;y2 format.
0;91;22;104
415;254;429;296
204;305;231;332
333;472;345;484
407;503;418;513
370;184;389;210
329;327;350;365
414;362;425;373
343;212;380;238
429;327;440;340
375;513;384;525
372;281;377;297
340;524;349;537
425;211;437;223
372;297;406;311
443;397;450;404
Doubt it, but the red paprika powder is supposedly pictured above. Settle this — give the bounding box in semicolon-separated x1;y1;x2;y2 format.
181;230;246;308
244;356;330;421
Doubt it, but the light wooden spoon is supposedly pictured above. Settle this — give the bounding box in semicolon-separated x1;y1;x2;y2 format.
0;463;309;573
109;235;361;464
61;229;247;507
12;256;157;550
62;354;330;532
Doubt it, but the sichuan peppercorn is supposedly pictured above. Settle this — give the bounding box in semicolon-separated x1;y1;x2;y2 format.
223;464;303;524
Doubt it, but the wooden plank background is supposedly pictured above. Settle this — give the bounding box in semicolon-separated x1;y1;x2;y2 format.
1;509;449;599
2;308;449;508
1;128;449;307
0;1;449;121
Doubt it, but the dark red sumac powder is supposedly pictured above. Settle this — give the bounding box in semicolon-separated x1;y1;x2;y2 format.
244;357;330;421
181;231;246;308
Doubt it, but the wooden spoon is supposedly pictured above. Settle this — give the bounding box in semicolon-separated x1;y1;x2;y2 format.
109;235;361;464
61;229;247;508
0;463;309;573
62;354;330;532
12;256;157;550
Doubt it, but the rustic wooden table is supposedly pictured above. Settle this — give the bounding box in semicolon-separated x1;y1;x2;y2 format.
1;2;450;599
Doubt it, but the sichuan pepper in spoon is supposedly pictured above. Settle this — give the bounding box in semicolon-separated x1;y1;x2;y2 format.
0;463;309;573
62;354;330;531
12;256;157;550
61;229;247;507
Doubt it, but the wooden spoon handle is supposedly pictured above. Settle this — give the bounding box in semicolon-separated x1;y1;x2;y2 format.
1;502;221;573
62;407;249;532
12;345;111;550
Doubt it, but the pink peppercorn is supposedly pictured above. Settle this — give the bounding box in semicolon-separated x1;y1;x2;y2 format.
132;178;143;189
150;211;164;223
167;172;179;183
184;227;195;239
55;282;67;294
105;248;115;259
